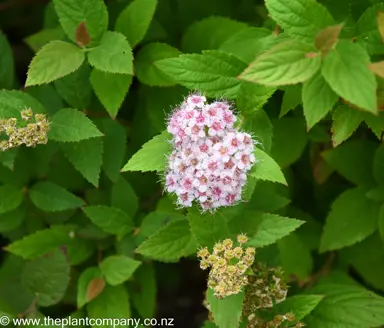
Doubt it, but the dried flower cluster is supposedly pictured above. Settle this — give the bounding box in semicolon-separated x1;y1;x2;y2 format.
0;109;50;151
165;94;257;212
197;234;255;298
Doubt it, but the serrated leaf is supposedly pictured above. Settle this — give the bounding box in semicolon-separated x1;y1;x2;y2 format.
25;41;85;86
61;138;103;187
75;21;91;47
54;63;92;110
280;84;302;117
138;212;185;240
331;105;363;147
29;181;85;212
53;0;108;46
90;69;132;118
66;238;94;265
247;213;304;248
111;176;138;218
122;131;170;172
136;219;197;262
181;17;248;53
302;72;338;129
0;32;14;89
49;108;103;142
322;40;377;113
0;90;46;119
265;0;335;43
24;27;66;53
135;43;181;87
77;267;105;308
315;24;343;56
156;50;247;99
322;139;376;186
236;82;276;114
87;31;133;74
0;185;23;215
207;289;244;328
115;0;157;48
250;148;287;185
87;284;131;327
100;255;141;286
239;40;321;86
0;205;25;233
320;187;380;252
21;249;70;307
82;205;134;235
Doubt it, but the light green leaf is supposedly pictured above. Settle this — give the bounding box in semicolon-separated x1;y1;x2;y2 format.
247;213;304;248
111;176;138;218
77;267;105;308
156;50;247;99
49;108;103;142
24;27;66;53
100;255;141;286
0;185;23;215
236;82;276;115
239;40;321;86
87;285;130;328
0;32;14;89
322;40;377;113
322;139;376;186
251;147;287;185
53;0;108;46
26;41;85;86
90;69;132;118
115;0;157;48
207;289;244;328
331;105;363;147
272;295;324;321
136;219;197;262
302;72;338;129
320;187;380;252
314;24;344;56
61;137;103;187
265;0;335;43
5;225;75;259
280;84;302;117
122;131;170;172
82;205;134;235
87;31;133;74
21;249;70;307
29;181;85;212
135;43;181;86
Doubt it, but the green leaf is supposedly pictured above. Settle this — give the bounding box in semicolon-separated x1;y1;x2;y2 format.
0;90;45;119
90;70;131;118
206;289;244;328
302;72;338;129
87;285;130;327
53;0;108;46
24;27;66;53
5;225;75;259
181;17;248;53
156;50;247;99
305;283;384;327
0;185;23;215
0;32;14;89
236;82;276;115
280;84;302;117
25;41;85;86
373;144;384;185
322;139;376;186
61;137;103;187
54;63;92;110
87;31;133;74
0;148;18;170
122;131;171;172
331;105;363;147
82;205;134;235
49;108;103;142
136;219;197;262
315;24;343;56
0;205;25;233
322;40;377;113
320;187;380;252
247;213;304;248
239;40;321;86
265;0;335;43
251;147;287;185
272;295;324;321
135;43;181;87
77;267;105;308
115;0;157;48
21;249;70;307
99;255;141;286
29;181;85;212
111;176;138;218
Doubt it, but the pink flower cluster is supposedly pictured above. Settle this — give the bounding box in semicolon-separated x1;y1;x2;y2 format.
165;94;257;212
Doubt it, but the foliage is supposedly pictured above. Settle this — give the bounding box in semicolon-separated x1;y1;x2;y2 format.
1;0;384;327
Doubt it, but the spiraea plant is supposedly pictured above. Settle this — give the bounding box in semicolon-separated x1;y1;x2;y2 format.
2;0;384;328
